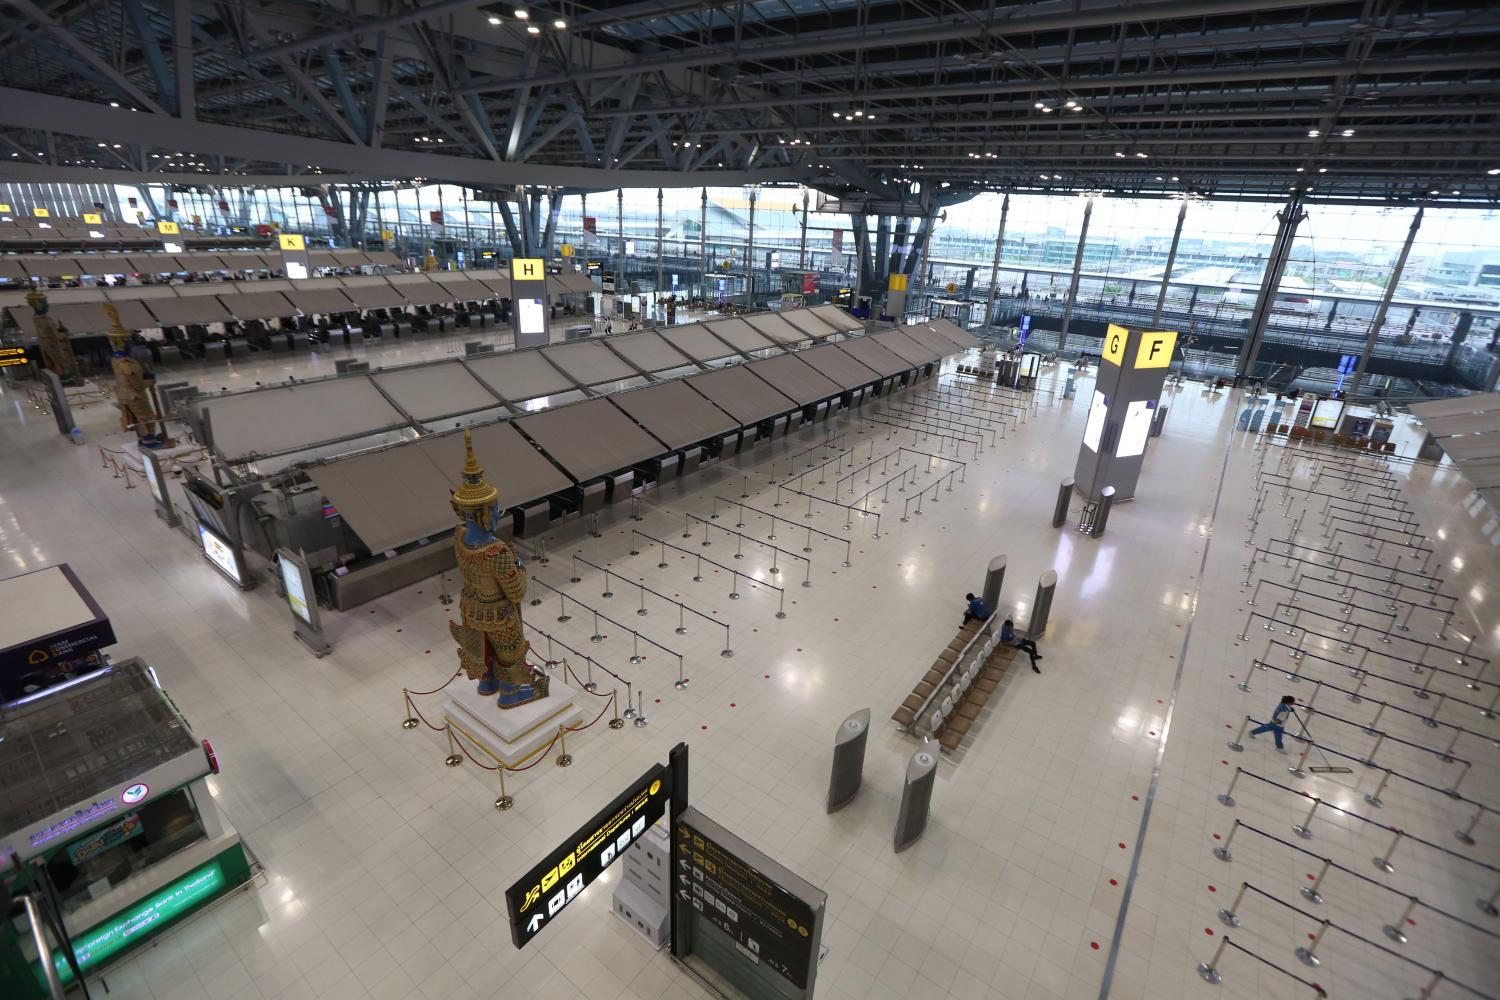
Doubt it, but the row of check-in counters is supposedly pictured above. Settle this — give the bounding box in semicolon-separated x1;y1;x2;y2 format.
324;358;938;609
0;246;399;279
1;271;591;362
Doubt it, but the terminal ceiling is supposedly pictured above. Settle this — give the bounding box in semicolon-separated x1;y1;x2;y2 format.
1;0;1499;207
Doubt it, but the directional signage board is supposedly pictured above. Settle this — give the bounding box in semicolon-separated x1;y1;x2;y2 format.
504;761;669;948
673;807;825;993
511;256;550;349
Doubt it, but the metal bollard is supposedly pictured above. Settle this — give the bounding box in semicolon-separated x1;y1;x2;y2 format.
1197;934;1231;984
1454;806;1484;847
622;681;637;719
893;746;939;853
827;709;871;813
633;690;649;727
1227;717;1251;752
557;592;571;623
1365;768;1393;808
1288;738;1314;779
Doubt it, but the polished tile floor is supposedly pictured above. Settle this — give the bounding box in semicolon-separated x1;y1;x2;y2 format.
0;351;1494;1000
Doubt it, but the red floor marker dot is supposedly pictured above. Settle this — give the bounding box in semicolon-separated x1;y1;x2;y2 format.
1109;879;1118;887
1208;885;1217;893
654;698;661;704
425;650;431;655
1213;833;1222;841
1308;933;1316;941
729;703;736;708
701;725;708;730
1221;759;1229;765
1118;842;1127;849
1090;942;1100;950
1408;918;1417;926
396;628;402;633
763;674;770;679
753;628;759;633
1131;795;1139;801
1225;724;1233;729
1205;928;1215;937
1148;731;1157;736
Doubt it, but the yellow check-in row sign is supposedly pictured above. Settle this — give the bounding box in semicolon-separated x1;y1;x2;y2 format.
1103;323;1177;369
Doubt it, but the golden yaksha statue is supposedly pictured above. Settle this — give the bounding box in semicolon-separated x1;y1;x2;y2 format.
103;304;165;447
448;429;547;708
26;289;79;382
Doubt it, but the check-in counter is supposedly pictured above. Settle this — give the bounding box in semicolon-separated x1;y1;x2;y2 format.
606;471;635;503
515;500;552;538
679;446;703;475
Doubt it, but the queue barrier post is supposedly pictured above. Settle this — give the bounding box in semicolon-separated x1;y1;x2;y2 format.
495;765;513;811
634;689;649;728
1197;934;1231;985
1214;820;1240;861
1219;882;1250;928
1301;859;1331;904
1294;919;1330;967
1454;806;1483;847
1374;828;1403;873
608;689;624;729
1218;768;1242;807
622;681;637;719
1382;896;1419;945
1293;797;1320;840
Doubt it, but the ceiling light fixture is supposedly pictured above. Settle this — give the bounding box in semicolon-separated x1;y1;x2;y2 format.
832;112;841;118
1489;167;1500;175
1064;99;1077;108
514;8;528;18
1341;129;1355;136
554;19;566;28
1040;106;1054;113
1114;151;1125;157
1135;152;1148;158
1308;129;1320;137
488;15;501;24
526;24;540;33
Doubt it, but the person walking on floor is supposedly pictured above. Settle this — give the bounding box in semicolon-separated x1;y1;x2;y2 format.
1249;695;1297;753
962;593;990;626
1001;618;1042;674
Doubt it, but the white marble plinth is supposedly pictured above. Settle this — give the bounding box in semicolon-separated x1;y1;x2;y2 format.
443;678;586;767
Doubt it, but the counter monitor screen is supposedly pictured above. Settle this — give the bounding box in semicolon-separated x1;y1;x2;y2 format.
197;524;241;583
517;298;546;336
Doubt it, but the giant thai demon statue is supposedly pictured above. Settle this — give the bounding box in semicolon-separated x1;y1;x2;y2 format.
103;304;164;448
26;290;79;382
449;429;548;708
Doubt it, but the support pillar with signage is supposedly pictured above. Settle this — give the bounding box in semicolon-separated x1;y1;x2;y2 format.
1072;323;1178;502
511;257;550;349
278;233;311;279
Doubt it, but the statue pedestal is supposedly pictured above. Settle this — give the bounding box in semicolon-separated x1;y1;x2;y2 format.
443;678;587;768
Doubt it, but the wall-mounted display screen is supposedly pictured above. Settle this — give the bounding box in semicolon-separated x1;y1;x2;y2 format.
198;524;241;583
1311;398;1341;429
1082;390;1108;452
1116;400;1154;458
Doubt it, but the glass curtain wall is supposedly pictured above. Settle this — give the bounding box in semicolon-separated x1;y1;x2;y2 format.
19;179;1495;392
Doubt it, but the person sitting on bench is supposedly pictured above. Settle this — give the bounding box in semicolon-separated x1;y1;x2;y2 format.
962;593;990;626
1001;619;1042;674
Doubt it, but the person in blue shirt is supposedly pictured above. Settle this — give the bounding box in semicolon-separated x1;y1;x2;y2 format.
962;593;990;626
1249;695;1297;752
1000;618;1042;674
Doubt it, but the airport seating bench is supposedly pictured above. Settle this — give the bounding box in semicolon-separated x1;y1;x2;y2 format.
891;618;983;729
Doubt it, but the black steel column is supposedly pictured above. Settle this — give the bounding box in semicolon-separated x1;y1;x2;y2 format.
1350;207;1422;399
1057;195;1094;354
1233;193;1307;379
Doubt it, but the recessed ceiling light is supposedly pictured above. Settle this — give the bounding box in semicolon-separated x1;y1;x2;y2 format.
554;19;566;28
1170;175;1178;181
1341;129;1355;136
1451;190;1460;195
1064;100;1076;108
514;8;529;18
1071;105;1083;111
1114;151;1125;157
1135;152;1148;158
1295;167;1304;172
526;24;540;33
1308;129;1320;137
1041;106;1053;112
1034;102;1045;110
832;112;841;118
1318;167;1327;173
488;15;501;24
1429;189;1440;194
1489;167;1500;175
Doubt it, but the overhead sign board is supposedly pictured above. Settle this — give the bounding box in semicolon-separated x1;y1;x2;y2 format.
1101;322;1128;366
673;806;826;994
156;220;179;235
1133;330;1178;369
82;212;103;225
505;761;669;948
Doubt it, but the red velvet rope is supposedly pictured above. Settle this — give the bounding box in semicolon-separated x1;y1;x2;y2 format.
407;668;463;697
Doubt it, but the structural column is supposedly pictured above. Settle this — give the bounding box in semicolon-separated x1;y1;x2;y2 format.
699;188;708;281
656;188;665;307
1056;195;1094;354
983;193;1011;330
1152;198;1189;325
745;187;757;304
798;188;810;271
617;187;625;282
1350;207;1422;399
1234;193;1308;379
